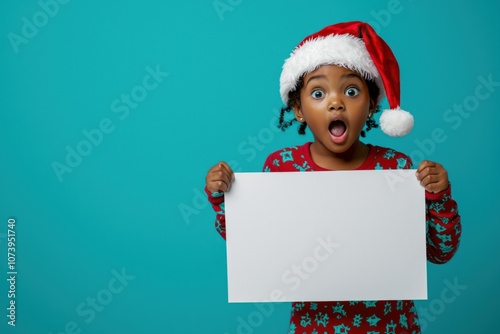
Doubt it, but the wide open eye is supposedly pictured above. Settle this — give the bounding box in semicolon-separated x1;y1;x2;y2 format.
345;86;360;97
311;89;325;99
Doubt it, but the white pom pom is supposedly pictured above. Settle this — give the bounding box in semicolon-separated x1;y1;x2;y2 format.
379;107;414;137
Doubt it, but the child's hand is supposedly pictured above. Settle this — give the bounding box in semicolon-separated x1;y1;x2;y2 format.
205;161;235;193
415;160;449;193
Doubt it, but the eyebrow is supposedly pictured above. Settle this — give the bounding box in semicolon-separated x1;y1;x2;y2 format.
342;73;364;81
305;74;327;86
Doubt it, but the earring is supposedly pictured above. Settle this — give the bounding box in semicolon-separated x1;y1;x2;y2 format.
368;111;374;118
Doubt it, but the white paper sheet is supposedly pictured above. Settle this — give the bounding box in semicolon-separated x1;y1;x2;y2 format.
225;170;427;303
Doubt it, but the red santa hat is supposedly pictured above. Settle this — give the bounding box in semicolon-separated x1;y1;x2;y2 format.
279;21;413;137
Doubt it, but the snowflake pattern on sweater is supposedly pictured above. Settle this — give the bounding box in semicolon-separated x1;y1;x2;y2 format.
205;142;461;334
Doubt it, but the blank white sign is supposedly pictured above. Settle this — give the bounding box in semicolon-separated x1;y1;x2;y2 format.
225;170;427;303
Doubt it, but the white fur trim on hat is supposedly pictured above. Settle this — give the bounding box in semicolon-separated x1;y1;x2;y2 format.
280;34;384;105
379;107;414;137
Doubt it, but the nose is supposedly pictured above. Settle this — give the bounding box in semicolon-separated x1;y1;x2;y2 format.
328;94;344;111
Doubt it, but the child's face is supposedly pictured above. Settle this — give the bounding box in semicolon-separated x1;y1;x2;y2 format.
293;65;374;155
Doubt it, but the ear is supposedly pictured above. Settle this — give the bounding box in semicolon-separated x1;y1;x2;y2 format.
293;104;304;123
368;98;377;116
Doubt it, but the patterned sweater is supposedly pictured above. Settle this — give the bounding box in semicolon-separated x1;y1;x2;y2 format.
205;142;461;334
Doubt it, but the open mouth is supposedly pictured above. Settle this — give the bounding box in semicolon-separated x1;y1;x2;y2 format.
329;120;347;138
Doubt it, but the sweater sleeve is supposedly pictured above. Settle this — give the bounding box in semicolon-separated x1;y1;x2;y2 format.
425;185;462;264
204;150;284;240
388;149;462;264
204;187;227;240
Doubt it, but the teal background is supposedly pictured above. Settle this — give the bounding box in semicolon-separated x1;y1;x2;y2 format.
0;0;498;333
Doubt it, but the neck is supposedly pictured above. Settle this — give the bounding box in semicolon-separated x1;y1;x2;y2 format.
310;140;369;170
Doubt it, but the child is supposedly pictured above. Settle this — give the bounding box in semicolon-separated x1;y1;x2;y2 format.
205;21;461;334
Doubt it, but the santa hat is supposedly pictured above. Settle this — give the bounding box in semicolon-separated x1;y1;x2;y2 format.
279;21;413;137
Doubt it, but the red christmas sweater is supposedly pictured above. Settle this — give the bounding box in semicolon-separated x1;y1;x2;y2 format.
205;142;461;334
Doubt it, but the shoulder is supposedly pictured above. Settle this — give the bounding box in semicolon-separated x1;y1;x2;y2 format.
368;145;414;170
262;143;310;172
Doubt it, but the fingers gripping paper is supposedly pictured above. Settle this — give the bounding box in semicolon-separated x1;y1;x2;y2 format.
224;170;426;303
